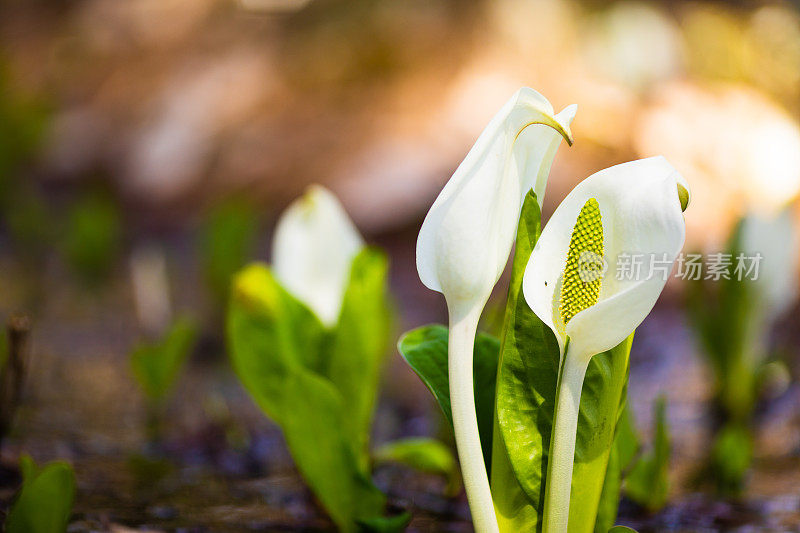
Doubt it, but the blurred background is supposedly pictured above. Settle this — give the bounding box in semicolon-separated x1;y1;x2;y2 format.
2;0;800;530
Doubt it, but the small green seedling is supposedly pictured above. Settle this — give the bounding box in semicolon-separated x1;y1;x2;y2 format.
199;198;259;306
624;397;671;512
5;454;76;533
130;316;197;440
62;190;122;284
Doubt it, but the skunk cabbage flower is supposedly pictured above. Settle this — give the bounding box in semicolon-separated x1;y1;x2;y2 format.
417;88;576;311
521;156;689;533
416;88;576;533
273;185;364;327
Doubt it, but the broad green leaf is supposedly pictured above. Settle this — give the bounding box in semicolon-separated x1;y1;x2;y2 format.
625;397;671;512
327;249;392;468
130;316;197;403
608;527;638;532
374;437;460;495
492;191;633;533
227;264;327;423
6;455;76;533
227;264;387;532
397;324;499;472
493;191;558;532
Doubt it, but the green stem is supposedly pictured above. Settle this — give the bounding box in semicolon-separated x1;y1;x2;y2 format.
543;350;588;533
449;303;499;533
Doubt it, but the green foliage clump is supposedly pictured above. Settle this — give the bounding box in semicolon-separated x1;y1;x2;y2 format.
200;198;259;305
62;191;123;284
624;397;671;512
130;316;197;405
398;192;644;533
227;249;410;532
687;216;787;495
5;455;76;533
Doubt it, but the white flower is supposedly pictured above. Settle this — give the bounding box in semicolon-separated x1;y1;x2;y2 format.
521;156;688;533
272;185;364;327
417;87;576;312
415;87;576;533
523;156;689;363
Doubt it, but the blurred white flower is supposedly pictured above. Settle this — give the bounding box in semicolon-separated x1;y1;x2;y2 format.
582;2;684;90
272;185;364;327
636;83;800;247
739;207;799;346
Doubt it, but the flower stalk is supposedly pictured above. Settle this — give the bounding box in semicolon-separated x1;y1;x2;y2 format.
448;302;499;533
543;346;587;533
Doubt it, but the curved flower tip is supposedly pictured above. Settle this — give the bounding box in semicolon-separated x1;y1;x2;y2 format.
522;156;688;362
272;185;364;327
417;87;576;313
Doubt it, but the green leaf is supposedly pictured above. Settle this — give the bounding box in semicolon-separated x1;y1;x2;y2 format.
62;191;121;283
5;455;76;533
625;397;671;512
374;437;460;496
614;402;641;472
686;221;759;421
200;198;259;305
227;264;387;532
493;191;559;531
709;421;751;497
594;433;622;533
327;248;393;468
130;316;197;403
357;511;412;532
608;527;638;533
491;191;633;533
397;324;500;473
594;397;641;533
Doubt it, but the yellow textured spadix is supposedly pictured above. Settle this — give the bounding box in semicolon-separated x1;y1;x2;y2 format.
559;198;604;325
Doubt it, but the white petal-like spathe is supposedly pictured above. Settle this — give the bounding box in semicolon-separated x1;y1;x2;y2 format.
739;208;799;323
522;156;687;361
272;185;364;327
417;88;576;310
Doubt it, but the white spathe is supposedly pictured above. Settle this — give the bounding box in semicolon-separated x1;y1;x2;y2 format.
272;185;364;327
739;207;799;341
523;156;689;363
417;87;576;312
